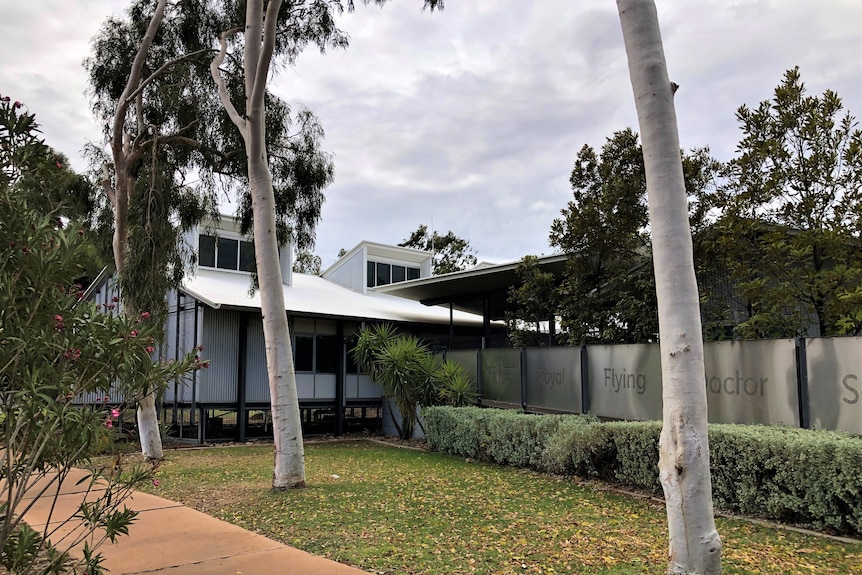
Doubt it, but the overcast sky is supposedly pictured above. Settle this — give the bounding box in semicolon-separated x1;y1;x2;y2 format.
1;0;860;268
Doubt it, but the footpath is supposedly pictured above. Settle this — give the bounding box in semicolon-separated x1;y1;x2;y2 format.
22;468;370;575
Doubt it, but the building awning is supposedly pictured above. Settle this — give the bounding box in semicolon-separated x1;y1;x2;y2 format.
373;254;568;320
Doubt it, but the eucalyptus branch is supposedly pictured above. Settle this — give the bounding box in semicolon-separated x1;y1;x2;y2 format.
124;48;217;105
210;27;247;135
112;0;168;172
250;0;284;113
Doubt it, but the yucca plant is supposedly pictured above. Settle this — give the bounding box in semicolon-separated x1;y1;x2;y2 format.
353;325;478;439
437;360;478;407
375;335;427;439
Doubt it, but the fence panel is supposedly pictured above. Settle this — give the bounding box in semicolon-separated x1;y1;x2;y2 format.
524;347;582;413
587;343;662;421
445;349;479;394
480;348;522;407
806;337;862;434
703;339;799;426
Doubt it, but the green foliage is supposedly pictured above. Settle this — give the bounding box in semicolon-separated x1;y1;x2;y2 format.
505;255;558;347
292;250;322;275
352;325;478;439
548;128;718;344
424;407;862;536
436;359;478;407
541;416;616;478
710;424;862;534
85;0;343;322
708;67;862;337
0;99;202;575
399;224;477;274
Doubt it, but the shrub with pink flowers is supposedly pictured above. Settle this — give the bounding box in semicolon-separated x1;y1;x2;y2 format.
0;96;202;575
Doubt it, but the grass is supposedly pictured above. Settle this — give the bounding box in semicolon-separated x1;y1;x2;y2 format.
140;440;862;574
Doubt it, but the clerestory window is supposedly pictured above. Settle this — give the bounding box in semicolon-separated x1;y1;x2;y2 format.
366;260;421;288
198;234;256;272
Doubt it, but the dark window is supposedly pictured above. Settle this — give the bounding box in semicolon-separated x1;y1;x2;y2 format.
367;261;376;288
239;241;256;272
316;335;340;374
376;262;391;286
294;336;314;372
217;238;239;270
407;267;420;280
392;265;406;283
199;235;216;267
345;337;359;374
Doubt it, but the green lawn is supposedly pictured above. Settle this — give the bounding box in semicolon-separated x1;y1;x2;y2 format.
141;440;861;574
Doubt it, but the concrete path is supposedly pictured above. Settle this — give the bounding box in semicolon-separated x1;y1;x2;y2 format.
21;468;370;575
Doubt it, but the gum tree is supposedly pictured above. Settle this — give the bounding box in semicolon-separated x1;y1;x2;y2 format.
616;1;721;573
399;224;478;274
87;0;334;461
209;0;442;489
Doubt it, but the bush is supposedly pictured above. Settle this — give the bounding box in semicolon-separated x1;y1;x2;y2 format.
424;406;862;536
710;424;862;534
0;96;202;575
353;325;479;439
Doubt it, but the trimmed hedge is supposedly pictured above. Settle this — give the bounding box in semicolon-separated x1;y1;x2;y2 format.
423;406;862;536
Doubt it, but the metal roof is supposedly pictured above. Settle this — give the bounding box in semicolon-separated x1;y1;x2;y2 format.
373;254;568;319
181;268;487;326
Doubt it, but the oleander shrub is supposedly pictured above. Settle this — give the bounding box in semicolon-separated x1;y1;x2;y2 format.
0;96;203;575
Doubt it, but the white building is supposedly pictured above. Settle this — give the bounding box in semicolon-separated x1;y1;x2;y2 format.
90;216;493;442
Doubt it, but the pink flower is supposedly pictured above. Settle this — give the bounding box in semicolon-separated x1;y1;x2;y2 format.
13;101;21;109
152;479;159;487
55;161;62;169
53;314;63;321
112;296;119;302
129;330;138;338
111;408;120;418
105;419;113;429
145;346;155;353
140;311;150;320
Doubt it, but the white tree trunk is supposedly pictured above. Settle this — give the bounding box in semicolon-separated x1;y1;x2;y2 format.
136;391;163;461
108;0;168;463
616;1;721;573
248;159;306;489
211;0;305;489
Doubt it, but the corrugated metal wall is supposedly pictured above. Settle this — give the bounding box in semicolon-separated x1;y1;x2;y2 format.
245;314;269;402
196;309;239;403
162;291;201;403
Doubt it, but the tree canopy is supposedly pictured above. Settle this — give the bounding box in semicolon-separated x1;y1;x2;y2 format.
706;68;862;338
505;255;558;347
399;224;477;275
548;128;717;345
85;0;336;323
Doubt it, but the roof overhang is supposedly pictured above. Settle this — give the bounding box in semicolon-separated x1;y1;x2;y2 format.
374;254;568;319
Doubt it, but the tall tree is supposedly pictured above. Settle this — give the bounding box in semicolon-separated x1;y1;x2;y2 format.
549;129;717;345
617;1;721;573
87;0;336;461
711;67;862;338
399;224;477;274
209;0;442;488
505;255;558;347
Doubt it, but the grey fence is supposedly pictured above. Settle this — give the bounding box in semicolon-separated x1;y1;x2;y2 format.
444;336;862;435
